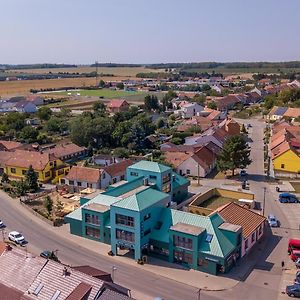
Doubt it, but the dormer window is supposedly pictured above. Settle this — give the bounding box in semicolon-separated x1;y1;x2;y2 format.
205;234;213;243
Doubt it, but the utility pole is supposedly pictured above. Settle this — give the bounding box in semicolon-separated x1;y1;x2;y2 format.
262;187;266;216
197;288;201;300
197;163;200;186
95;60;98;87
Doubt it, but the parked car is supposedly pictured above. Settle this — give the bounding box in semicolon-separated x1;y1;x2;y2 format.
288;239;300;255
279;193;299;203
240;170;247;177
286;284;300;297
8;231;25;245
291;250;300;262
267;214;279;227
295;258;300;268
0;220;4;228
40;250;60;262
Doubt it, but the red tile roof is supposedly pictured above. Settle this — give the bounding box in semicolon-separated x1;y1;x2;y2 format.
107;99;129;108
0;140;22;150
45;143;86;159
0;283;23;300
218;202;266;238
65;166;103;183
104;160;133;177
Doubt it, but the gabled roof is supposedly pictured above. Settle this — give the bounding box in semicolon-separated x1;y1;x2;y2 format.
44;143;86;158
0;140;22;150
108;99;129;108
65;166;103;183
271;141;296;159
284;107;300;118
104;159;133;177
97;288;134;300
217;202;266;238
65;282;93;300
128;160;171;173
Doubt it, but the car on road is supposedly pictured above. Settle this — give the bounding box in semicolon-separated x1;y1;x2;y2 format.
279;193;299;203
8;231;25;245
0;220;4;228
291;250;300;262
40;250;60;262
267;214;279;227
286;284;300;297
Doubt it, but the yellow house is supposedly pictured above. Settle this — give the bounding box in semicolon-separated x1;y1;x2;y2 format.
3;150;70;183
272;141;300;173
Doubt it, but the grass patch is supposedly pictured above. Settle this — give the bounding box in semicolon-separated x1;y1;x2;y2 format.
290;182;300;193
201;196;237;210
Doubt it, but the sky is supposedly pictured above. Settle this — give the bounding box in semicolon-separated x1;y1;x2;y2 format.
1;0;300;64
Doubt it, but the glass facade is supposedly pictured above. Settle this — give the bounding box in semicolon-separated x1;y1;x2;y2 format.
173;235;193;250
174;250;193;264
85;213;100;225
116;229;135;242
85;226;100;238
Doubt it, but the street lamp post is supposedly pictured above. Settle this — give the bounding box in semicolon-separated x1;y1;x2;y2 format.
197;288;201;300
112;265;117;282
262;187;267;216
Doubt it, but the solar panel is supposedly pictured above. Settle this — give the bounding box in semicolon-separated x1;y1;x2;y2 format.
33;282;44;295
205;234;213;243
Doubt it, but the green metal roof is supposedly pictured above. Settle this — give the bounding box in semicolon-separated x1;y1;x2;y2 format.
104;177;144;197
150;208;235;258
112;187;169;211
64;206;82;221
172;172;190;189
129;160;171;173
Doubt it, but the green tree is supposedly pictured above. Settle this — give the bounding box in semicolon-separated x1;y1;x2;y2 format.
156;118;165;129
44;195;53;217
93;101;106;116
217;135;252;176
116;82;124;90
113;147;129;158
1;173;9;183
25;165;39;192
19;126;38;142
207;101;217;110
144;95;159;111
37;107;52;121
99;79;106;88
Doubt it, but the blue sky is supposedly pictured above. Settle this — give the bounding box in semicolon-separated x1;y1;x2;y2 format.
1;0;300;64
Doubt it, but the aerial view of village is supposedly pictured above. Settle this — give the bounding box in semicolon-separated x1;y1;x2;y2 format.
0;1;300;299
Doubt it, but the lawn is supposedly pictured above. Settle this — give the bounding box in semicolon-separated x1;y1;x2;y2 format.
201;196;237;210
51;88;143;98
290;182;300;193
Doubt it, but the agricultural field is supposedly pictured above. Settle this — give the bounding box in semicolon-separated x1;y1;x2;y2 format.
6;66;162;76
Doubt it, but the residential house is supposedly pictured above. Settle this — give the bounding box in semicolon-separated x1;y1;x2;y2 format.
218;202;266;257
283;108;300;122
107;99;130;113
1;150;70;183
267;106;289;121
65;161;242;275
92;154;123;166
164;145;216;177
43;142;88;162
13;100;37;113
176;116;213;132
103;159;133;185
174;102;204;118
27;95;44;106
0;140;22;151
212;95;241;112
219;118;241;136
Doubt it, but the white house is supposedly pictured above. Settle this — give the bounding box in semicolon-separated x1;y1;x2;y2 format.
174;102;204;119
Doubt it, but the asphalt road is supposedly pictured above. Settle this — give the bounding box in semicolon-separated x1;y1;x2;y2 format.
0;117;292;300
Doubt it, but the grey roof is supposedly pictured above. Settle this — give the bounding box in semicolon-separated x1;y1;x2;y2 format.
170;222;205;236
218;222;241;233
97;288;134;300
274;107;288;116
128;160;171;173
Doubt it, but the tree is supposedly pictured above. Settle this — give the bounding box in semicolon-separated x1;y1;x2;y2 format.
55;197;64;217
93;101;106;116
19;126;38;142
207;101;217;110
156;118;165;129
144;95;159;111
1;173;9;183
217;135;252;176
37;107;52;121
25;165;39;192
99;79;106;88
113;147;129;158
44;195;53;217
116;82;124;90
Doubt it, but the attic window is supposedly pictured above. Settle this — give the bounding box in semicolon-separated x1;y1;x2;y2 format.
51;290;61;300
205;234;213;243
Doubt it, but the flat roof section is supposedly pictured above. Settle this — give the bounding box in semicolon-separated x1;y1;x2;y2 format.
170;222;205;236
218;222;241;233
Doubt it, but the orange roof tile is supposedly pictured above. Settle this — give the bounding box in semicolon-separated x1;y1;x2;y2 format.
65;166;103;183
218;202;266;238
107;99;129;108
283;108;300;118
104;159;133;177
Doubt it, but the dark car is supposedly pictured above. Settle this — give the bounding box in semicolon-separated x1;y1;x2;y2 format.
279;193;299;203
40;250;60;262
286;284;300;297
240;170;247;177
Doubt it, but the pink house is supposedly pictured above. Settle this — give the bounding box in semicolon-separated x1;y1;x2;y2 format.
218;202;266;257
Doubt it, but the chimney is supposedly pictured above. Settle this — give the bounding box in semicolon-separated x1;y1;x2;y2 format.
63;266;69;277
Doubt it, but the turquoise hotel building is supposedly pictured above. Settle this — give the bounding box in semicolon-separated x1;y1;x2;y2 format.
65;160;242;275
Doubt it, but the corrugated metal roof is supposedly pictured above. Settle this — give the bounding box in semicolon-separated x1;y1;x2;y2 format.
150;209;236;258
128;160;171;173
112;188;169;211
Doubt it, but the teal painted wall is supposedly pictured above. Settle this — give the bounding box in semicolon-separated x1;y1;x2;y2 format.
67;218;83;236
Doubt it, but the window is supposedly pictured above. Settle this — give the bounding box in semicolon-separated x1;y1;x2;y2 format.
44;171;50;178
85;213;100;225
116;229;135;242
174;250;193;264
205;234;213;243
149;175;157;179
60;179;65;184
144;213;151;221
162;183;171;193
57;169;64;175
22;170;27;175
186;169;191;175
77;181;82;187
173;235;193;250
85;226;100;239
251;232;255;242
112;178;117;184
102;172;106;179
116;214;135;227
162;173;171;184
281;164;285;169
143;229;151;236
245;239;248;250
121;175;125;180
130;172;139;177
69;180;74;185
11;168;16;174
258;225;262;235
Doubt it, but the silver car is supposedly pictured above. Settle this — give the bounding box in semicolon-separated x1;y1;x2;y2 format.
268;214;279;227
